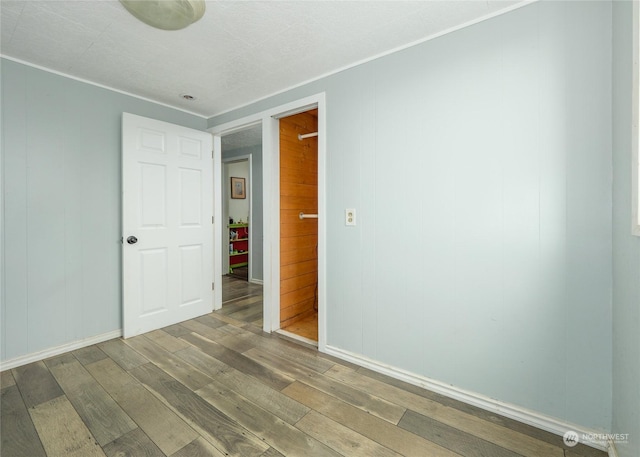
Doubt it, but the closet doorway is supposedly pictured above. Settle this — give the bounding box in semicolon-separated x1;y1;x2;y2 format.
279;109;318;342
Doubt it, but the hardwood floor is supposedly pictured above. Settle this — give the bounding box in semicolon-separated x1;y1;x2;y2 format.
223;275;318;342
221;274;264;328
1;292;606;457
282;312;318;342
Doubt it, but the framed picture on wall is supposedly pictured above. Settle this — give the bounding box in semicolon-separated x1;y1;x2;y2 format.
231;177;246;199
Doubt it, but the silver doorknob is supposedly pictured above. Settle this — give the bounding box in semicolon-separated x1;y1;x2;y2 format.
127;236;138;245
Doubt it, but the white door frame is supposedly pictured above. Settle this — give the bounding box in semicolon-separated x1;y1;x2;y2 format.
212;135;223;311
210;93;327;352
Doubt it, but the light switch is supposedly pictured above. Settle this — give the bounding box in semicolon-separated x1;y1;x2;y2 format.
345;208;356;226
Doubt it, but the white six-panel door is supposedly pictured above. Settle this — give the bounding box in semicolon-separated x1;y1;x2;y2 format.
122;113;213;338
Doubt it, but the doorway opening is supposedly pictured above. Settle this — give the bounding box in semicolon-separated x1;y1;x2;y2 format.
220;125;264;318
223;157;250;280
278;109;318;343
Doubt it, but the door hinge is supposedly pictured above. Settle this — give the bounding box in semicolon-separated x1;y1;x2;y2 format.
212;150;214;159
212;282;215;290
212;216;214;224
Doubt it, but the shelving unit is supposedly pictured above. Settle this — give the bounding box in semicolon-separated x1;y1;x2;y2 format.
228;223;249;274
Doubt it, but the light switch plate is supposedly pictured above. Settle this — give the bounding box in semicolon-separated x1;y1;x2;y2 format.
345;208;356;226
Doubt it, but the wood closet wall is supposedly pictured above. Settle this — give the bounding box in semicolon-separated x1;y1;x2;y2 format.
279;109;318;329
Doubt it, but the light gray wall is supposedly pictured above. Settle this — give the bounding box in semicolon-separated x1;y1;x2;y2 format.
1;58;207;362
612;2;640;456
210;1;613;430
222;145;263;281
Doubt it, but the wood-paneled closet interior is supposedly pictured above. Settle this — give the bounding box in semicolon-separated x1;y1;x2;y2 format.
279;109;318;341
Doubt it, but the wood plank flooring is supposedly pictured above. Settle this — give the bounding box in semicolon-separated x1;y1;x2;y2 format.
1;283;607;457
222;273;318;342
221;274;264;328
282;311;318;342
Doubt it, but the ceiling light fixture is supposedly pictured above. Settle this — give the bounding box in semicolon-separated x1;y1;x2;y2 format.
119;0;206;31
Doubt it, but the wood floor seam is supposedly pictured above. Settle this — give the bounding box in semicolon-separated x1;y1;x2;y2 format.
0;276;607;457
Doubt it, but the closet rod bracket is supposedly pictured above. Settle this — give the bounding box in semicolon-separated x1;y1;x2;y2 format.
298;132;318;140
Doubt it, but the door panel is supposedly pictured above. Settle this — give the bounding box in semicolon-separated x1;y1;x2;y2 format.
140;248;168;314
140;163;167;227
123;113;213;338
179;168;202;225
179;244;203;305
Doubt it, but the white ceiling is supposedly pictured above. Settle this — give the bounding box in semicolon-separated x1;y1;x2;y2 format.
222;123;262;151
1;0;528;119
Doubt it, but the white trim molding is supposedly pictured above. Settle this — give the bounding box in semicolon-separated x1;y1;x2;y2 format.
608;440;619;457
0;329;122;371
208;1;536;119
324;344;611;453
0;55;208;119
212;134;223;311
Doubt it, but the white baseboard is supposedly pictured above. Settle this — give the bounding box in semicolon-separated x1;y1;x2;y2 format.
324;345;610;452
608;440;619;457
0;329;122;371
249;278;264;285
